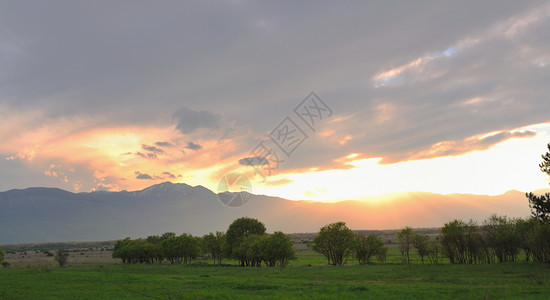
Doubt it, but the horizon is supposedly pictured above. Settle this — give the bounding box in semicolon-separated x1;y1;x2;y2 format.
0;180;541;244
3;180;550;199
1;1;550;214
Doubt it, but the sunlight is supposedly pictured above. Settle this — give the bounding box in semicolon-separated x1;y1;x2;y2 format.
252;123;550;202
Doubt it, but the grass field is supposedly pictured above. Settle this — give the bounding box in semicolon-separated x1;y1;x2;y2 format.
1;248;549;299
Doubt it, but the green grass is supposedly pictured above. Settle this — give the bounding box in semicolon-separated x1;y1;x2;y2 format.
1;250;549;299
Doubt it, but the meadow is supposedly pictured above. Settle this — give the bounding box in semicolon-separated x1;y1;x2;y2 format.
1;248;549;299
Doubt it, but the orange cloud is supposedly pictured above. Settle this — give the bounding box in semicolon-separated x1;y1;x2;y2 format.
381;129;537;164
2;114;247;192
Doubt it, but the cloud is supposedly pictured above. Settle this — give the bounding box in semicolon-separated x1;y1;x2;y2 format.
155;141;174;147
136;171;177;180
161;171;176;179
173;106;222;134
239;156;269;166
1;1;550;196
141;144;164;154
184;142;202;151
388;130;538;163
135;171;153;180
135;152;157;159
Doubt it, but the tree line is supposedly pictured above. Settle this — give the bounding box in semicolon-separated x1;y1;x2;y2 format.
310;215;550;266
112;217;296;268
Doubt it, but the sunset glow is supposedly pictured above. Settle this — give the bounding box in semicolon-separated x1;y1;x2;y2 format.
1;1;550;218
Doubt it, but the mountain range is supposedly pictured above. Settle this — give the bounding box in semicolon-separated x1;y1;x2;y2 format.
0;182;542;244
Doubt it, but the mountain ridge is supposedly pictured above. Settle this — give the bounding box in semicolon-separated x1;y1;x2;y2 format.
0;182;540;244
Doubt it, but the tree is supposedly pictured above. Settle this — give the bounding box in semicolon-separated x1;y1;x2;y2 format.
376;245;388;263
202;231;225;265
482;214;520;263
265;231;296;268
527;221;550;263
527;192;550;222
515;218;536;262
313;221;354;265
239;231;296;268
353;233;386;264
397;227;414;264
441;219;494;264
54;248;69;267
412;233;430;263
426;237;442;264
0;248;7;267
160;234;201;264
226;217;266;266
540;142;550;175
526;142;550;222
112;238;132;263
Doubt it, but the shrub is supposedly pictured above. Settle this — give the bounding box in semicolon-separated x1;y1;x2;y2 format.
54;248;69;267
353;233;386;264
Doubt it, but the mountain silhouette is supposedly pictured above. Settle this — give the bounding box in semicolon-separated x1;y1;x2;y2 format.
0;182;537;244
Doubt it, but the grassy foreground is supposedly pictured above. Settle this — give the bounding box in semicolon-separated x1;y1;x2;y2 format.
1;256;550;299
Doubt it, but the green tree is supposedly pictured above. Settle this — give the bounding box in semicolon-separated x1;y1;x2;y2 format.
112;238;132;263
526;142;550;222
265;231;296;268
527;192;550;222
180;234;202;264
412;233;430;263
540;142;550;175
397;227;414;264
226;217;266;266
313;221;354;265
160;234;201;264
515;218;536;262
376;245;388;263
426;237;442;264
0;248;5;267
482;214;520;263
353;233;386;264
441;220;467;264
54;248;69;267
527;220;550;263
202;231;225;265
235;234;263;267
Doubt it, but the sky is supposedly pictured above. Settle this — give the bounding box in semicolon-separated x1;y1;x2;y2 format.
1;1;550;202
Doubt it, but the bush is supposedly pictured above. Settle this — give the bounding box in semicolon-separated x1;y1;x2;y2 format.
54;248;69;267
353;233;386;264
